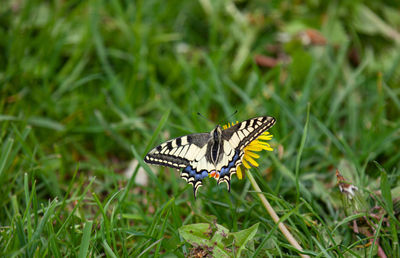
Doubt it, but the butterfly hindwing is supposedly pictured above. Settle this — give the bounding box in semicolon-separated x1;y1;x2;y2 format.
214;143;243;192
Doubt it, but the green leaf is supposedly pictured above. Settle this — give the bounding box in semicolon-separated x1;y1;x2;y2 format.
231;223;259;257
210;224;230;244
179;223;230;257
179;223;214;246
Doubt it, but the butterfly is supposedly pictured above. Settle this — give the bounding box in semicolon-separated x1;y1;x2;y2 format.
144;116;276;198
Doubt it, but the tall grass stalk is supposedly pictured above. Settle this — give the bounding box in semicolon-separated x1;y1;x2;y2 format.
246;169;310;258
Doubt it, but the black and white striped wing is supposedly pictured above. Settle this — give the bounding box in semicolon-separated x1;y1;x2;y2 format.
222;116;276;151
144;133;212;197
144;133;210;169
218;116;276;183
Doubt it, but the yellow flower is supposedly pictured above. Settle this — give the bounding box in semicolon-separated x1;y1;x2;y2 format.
223;122;274;179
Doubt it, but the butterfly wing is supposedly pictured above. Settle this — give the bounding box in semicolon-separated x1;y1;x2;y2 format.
217;116;276;188
144;133;212;197
144;133;210;168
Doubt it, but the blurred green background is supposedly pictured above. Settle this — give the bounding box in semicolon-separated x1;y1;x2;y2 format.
1;0;400;257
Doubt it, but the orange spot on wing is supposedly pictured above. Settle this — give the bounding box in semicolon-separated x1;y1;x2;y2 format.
209;170;220;179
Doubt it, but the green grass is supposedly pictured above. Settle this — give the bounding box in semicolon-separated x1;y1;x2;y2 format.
1;0;400;257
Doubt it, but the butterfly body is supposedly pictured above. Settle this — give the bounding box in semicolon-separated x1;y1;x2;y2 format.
144;116;276;197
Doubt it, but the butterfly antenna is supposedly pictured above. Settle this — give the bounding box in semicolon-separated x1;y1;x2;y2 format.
220;110;238;125
197;112;213;123
197;110;238;125
227;110;238;119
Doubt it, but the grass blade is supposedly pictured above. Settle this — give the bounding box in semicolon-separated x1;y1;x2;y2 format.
143;109;171;155
0;137;14;178
78;220;93;258
295;103;310;204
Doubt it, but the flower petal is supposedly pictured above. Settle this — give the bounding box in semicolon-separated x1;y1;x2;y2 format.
257;142;273;151
245;155;259;167
237;166;243;180
245;145;264;152
245;151;260;158
257;141;271;147
242;159;251;169
258;134;273;140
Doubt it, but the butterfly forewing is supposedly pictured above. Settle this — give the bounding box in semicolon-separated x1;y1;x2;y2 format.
222;116;276;151
144;133;210;169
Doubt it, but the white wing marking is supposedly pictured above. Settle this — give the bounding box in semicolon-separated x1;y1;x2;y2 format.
185;145;202;160
180;136;188;145
238;131;245;140
229;133;240;146
169;146;178;156
174;146;184;156
180;145;189;157
194;146;207;162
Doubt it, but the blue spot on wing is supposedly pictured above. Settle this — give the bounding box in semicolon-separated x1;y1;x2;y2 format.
182;165;208;199
181;150;240;197
183;150;240;179
183;166;209;179
219;150;240;177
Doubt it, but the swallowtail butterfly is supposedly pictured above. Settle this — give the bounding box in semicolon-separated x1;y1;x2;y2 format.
144;116;276;198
